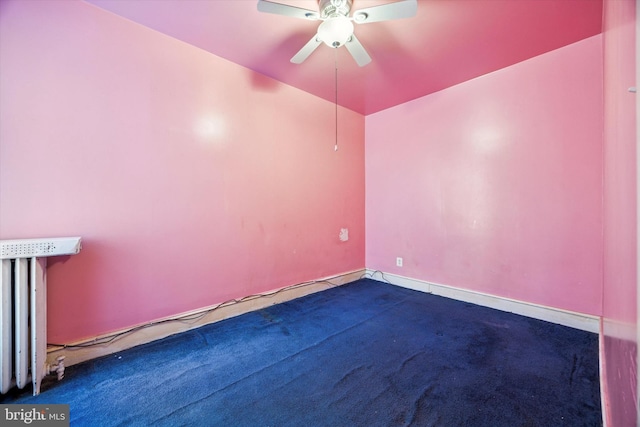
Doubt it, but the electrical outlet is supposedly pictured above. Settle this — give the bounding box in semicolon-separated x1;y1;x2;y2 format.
396;257;403;267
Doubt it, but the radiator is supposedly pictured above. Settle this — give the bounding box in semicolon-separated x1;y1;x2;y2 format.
0;237;81;396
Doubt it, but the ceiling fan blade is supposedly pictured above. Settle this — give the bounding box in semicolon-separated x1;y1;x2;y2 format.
351;0;417;24
257;0;319;20
345;34;371;67
291;35;322;64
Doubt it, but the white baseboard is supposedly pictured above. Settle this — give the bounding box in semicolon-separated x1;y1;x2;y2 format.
364;269;600;333
48;269;366;367
598;326;608;427
601;318;637;341
48;268;601;370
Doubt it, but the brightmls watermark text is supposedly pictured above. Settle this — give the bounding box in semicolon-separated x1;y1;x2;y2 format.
1;405;69;426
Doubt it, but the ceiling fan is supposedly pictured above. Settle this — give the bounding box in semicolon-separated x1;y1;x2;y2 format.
257;0;418;67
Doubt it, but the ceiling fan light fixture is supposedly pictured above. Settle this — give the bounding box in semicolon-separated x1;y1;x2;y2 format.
257;0;417;66
317;16;354;48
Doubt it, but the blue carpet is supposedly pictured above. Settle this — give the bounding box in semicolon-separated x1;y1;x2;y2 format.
1;279;601;426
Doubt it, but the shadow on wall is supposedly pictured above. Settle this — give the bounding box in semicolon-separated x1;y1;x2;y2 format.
247;31;313;92
45;240;123;344
250;72;281;92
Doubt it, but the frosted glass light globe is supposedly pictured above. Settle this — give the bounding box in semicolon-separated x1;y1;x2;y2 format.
317;16;354;48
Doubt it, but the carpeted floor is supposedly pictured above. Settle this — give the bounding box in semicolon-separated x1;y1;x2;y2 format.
1;279;601;426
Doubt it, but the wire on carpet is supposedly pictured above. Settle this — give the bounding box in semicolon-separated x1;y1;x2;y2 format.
47;277;346;350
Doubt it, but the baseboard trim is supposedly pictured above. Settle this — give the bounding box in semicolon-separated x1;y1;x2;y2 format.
48;269;366;367
48;269;600;368
364;269;600;333
598;324;609;427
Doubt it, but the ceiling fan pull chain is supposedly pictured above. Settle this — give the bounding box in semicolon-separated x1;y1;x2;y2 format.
335;49;338;152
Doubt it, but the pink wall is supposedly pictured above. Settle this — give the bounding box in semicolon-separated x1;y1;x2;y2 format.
0;0;365;343
366;36;604;315
601;0;637;424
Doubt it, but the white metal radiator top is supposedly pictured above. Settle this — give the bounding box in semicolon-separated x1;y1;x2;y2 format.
0;237;82;259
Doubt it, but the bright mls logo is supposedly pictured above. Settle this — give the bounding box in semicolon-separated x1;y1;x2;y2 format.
2;405;69;426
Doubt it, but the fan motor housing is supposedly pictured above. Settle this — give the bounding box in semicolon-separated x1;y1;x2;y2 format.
318;0;353;18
